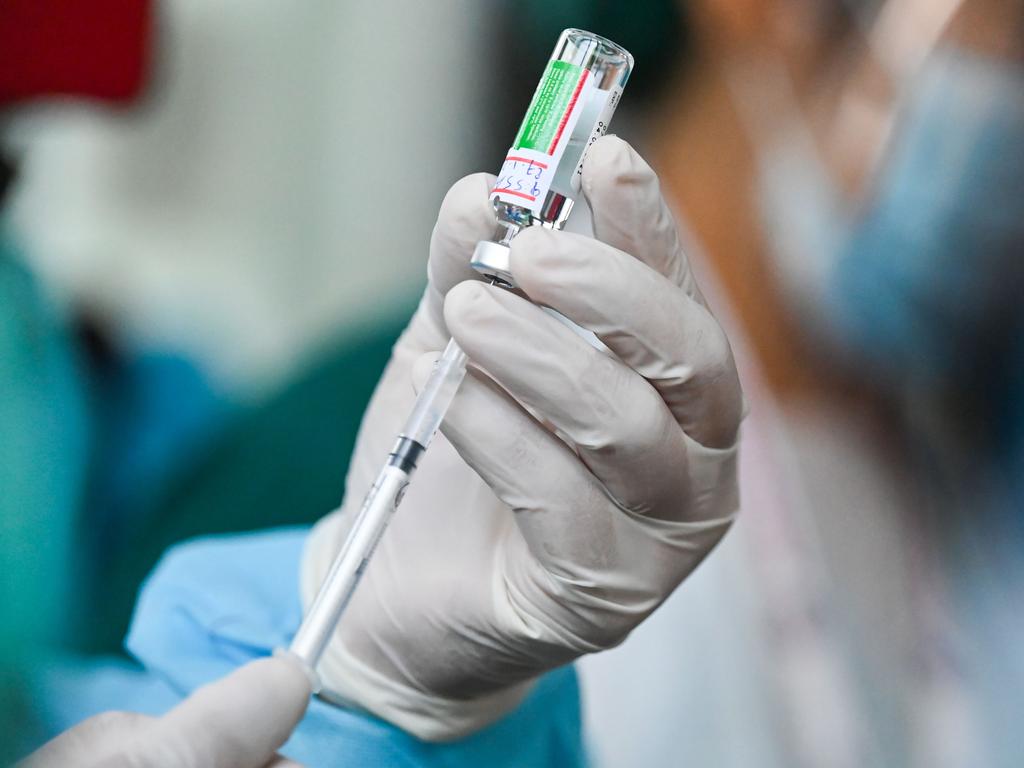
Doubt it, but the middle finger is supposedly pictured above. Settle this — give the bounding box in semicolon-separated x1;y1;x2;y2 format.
509;226;742;449
444;280;691;521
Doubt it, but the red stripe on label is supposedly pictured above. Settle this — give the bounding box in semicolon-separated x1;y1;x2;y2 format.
504;155;549;169
491;188;537;201
546;69;589;155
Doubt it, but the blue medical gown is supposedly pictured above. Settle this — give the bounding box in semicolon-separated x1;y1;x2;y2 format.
35;528;587;767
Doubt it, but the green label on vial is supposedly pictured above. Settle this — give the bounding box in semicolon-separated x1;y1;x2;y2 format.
513;60;585;153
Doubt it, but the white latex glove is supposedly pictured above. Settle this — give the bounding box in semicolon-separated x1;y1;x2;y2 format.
20;656;312;768
301;135;743;741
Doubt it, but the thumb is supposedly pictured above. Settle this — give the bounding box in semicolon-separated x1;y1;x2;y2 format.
139;656;311;768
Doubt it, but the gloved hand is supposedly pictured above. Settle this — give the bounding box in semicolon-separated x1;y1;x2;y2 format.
20;655;312;768
301;135;743;740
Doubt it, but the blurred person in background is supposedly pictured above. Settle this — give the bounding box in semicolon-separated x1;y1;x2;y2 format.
0;1;332;762
789;3;1024;761
544;0;1022;765
3;0;497;658
1;0;154;757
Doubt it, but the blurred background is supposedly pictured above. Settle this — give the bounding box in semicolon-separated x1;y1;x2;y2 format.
1;0;1022;765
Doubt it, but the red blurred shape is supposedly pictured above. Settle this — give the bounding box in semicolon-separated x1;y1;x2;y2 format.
0;0;153;106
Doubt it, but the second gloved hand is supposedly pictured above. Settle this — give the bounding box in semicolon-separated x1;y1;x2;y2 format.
21;655;312;768
301;135;744;741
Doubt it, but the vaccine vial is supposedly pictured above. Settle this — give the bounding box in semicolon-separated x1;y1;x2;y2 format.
471;29;633;286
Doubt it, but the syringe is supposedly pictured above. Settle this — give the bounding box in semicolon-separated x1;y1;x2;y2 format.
288;334;469;669
287;28;633;678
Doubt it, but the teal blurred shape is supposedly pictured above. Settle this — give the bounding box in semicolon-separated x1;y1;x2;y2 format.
82;304;416;655
0;227;90;761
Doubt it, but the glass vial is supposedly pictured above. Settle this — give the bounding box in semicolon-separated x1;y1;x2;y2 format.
471;29;633;286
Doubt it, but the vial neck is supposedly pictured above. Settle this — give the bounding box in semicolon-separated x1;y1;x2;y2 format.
498;221;520;245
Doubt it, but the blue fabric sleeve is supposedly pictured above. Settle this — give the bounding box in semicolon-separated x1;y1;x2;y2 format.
35;528;587;767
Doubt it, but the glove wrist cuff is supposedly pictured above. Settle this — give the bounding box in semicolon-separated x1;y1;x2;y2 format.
315;640;535;741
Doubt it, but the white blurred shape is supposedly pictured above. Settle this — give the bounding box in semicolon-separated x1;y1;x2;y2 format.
5;0;488;398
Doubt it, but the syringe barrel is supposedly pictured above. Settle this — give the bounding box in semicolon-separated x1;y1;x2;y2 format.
289;338;468;670
290;462;409;668
399;337;468;449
